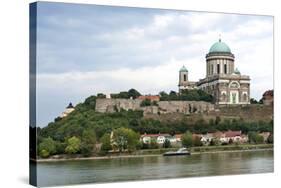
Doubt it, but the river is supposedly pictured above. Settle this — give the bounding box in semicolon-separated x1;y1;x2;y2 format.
35;150;273;187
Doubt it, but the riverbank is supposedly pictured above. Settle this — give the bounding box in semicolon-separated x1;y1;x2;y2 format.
33;144;273;163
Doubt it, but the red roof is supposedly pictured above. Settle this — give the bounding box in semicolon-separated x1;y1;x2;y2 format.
225;131;241;138
263;90;273;97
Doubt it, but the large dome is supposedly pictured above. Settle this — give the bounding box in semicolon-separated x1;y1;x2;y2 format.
209;39;231;53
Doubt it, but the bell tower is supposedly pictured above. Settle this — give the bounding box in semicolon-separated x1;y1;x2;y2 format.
178;65;189;92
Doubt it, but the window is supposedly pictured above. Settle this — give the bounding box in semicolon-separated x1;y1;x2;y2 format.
211;64;213;74
224;64;227;74
183;74;187;81
217;63;220;74
243;93;247;101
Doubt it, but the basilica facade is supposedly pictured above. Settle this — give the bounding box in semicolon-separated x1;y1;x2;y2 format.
178;38;250;105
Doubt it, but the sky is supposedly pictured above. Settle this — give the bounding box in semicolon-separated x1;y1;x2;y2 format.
35;2;274;127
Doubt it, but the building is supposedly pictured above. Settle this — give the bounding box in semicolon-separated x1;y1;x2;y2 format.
178;66;197;92
60;102;75;118
262;90;273;106
179;38;251;105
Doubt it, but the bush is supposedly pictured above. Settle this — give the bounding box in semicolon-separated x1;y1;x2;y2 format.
65;136;81;154
163;139;171;148
181;131;193;148
140;99;152;107
38;137;57;157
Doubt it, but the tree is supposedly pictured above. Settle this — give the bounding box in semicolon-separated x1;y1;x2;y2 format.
97;93;106;99
250;98;258;104
38;137;57;158
181;131;193;148
84;95;97;108
267;134;273;144
163;139;171;148
100;133;112;152
140;99;152;107
65;136;81;154
112;127;140;152
248;132;264;144
81;129;96;156
128;88;141;99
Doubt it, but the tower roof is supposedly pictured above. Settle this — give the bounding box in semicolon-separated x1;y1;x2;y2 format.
179;65;188;72
234;68;241;75
66;102;74;109
209;38;231;53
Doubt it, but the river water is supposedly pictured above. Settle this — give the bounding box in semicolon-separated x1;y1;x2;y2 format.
36;150;273;187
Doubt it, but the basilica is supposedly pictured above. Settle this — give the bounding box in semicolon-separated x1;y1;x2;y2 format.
178;38;250;105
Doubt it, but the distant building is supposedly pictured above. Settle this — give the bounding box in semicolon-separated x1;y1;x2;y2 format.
137;95;160;101
60;102;75;118
262;90;273;106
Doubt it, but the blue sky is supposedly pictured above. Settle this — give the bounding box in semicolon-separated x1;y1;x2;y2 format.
35;2;273;127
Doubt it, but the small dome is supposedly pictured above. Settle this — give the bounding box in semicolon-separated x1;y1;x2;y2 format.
179;65;188;72
234;68;241;75
209;39;231;53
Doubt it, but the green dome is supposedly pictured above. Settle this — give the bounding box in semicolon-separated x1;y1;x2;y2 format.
234;68;240;74
179;65;188;72
209;39;231;53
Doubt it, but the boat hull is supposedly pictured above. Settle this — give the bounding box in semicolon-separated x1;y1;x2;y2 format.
163;152;190;156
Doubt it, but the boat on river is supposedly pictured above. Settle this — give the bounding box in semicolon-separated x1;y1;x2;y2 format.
163;148;190;156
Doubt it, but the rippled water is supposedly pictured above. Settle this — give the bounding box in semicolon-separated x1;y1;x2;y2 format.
35;150;273;187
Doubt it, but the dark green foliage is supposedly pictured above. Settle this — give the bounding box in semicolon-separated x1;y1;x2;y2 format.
267;134;273;144
80;129;96;156
250;98;258;104
248;132;264;144
140;99;151;107
97;93;106;98
159;89;213;102
163;139;171;148
128;88;141;99
111;88;141;99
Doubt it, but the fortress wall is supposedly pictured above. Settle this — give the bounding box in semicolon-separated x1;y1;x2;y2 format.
95;98;142;113
95;98;215;115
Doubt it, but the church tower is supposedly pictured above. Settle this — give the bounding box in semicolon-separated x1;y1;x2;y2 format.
178;66;189;92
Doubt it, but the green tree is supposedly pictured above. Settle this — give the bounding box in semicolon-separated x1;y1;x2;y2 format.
181;131;193;148
38;137;57;158
128;88;141;99
65;136;81;154
81;129;96;156
97;93;106;98
100;133;112;152
113;127;140;152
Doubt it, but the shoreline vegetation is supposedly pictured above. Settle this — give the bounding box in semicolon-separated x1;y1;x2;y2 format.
34;144;273;163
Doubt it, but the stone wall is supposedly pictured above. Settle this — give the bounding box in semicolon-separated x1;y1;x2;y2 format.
95;98;215;115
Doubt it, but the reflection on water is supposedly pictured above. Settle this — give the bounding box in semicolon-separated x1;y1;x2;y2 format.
36;150;273;187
